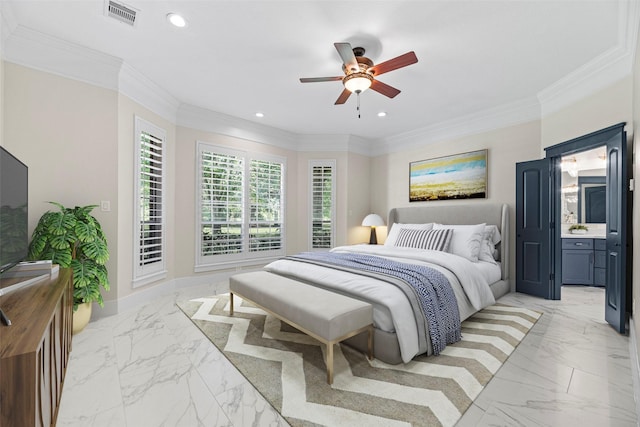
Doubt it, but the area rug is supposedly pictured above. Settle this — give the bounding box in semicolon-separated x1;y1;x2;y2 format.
177;294;541;427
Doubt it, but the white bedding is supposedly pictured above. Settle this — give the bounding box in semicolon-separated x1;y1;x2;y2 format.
264;244;497;363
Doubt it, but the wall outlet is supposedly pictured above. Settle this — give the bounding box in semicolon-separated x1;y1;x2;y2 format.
100;200;111;212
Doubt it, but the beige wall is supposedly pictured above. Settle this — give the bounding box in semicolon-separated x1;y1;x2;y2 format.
370;120;542;285
2;62;119;303
346;151;372;245
541;77;633;150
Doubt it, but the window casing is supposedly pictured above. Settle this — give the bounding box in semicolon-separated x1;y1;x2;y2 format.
133;117;167;286
197;142;285;269
309;160;336;250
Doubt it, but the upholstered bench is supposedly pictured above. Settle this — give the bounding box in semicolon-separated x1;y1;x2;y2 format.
229;271;374;384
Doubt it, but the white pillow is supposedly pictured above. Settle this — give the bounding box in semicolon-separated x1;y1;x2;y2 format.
385;223;433;247
433;223;486;262
479;225;501;264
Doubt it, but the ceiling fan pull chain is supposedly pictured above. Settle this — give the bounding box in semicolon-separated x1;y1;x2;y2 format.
357;91;361;119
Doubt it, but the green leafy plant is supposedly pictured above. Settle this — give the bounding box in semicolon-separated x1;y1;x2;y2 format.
569;224;589;231
28;202;109;311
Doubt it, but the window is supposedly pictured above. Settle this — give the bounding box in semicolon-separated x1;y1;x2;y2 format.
197;142;285;268
309;160;335;250
133;117;167;285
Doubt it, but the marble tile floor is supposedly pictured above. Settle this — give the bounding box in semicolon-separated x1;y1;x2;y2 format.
56;283;638;427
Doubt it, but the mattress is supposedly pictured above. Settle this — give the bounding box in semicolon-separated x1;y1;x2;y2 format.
265;244;497;362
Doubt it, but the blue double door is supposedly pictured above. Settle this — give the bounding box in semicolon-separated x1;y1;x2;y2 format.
515;124;628;334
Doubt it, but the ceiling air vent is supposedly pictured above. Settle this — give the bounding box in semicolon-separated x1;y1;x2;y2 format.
105;0;138;26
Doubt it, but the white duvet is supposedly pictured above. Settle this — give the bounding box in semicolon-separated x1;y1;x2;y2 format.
265;244;497;363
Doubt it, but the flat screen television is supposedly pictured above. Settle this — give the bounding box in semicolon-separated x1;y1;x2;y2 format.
0;146;28;274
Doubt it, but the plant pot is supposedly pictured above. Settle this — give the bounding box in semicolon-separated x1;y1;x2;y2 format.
571;229;587;234
72;302;92;335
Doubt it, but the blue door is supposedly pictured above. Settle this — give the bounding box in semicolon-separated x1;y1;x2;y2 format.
604;129;628;333
516;158;553;298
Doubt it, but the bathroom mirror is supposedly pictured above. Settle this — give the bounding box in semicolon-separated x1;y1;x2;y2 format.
560;146;606;225
578;177;606;223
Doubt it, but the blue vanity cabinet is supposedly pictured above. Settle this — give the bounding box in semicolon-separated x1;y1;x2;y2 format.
593;238;606;286
562;238;594;285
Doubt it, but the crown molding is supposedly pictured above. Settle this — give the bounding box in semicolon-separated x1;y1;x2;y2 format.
537;0;639;116
118;63;180;123
372;96;541;156
1;22;180;124
0;3;17;52
3;24;122;91
177;104;300;151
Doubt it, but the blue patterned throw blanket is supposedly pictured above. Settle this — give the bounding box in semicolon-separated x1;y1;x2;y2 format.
287;252;461;355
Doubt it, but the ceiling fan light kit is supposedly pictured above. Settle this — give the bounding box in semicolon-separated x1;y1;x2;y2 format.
300;42;418;113
343;72;373;93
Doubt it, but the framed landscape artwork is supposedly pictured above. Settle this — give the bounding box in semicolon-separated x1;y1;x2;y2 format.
409;149;487;202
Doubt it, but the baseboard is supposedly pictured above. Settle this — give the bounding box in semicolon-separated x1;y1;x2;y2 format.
90;269;262;321
630;317;640;421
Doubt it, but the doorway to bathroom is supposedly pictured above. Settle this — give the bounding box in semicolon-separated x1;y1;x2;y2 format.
515;123;630;333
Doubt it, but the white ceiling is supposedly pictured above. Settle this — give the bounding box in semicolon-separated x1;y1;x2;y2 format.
1;1;633;141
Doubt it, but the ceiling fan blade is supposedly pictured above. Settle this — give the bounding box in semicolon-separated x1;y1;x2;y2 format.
334;42;359;73
300;76;343;83
370;79;401;98
334;88;352;105
369;51;418;76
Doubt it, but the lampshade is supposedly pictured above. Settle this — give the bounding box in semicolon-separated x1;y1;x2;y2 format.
344;72;373;93
362;213;384;227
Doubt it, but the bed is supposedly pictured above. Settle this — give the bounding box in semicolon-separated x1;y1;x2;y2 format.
264;203;510;365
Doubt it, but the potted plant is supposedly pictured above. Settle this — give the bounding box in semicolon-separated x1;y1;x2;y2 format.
28;202;109;334
568;223;589;234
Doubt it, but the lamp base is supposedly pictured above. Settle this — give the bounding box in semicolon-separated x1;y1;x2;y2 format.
369;227;378;245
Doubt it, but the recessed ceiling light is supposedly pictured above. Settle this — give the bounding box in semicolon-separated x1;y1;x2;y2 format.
377;112;387;117
167;13;187;28
255;112;264;118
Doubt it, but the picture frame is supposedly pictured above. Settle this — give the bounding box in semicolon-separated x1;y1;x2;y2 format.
409;149;487;202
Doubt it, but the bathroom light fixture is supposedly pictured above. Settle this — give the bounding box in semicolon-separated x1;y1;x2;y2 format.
255;112;264;118
167;13;187;28
377;112;387;117
561;158;578;177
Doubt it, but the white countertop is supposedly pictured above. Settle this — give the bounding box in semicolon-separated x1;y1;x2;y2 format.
561;233;606;239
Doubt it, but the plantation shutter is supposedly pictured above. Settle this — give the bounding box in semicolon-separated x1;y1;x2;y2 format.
310;160;335;249
196;142;285;268
249;159;283;252
199;149;244;257
134;117;167;285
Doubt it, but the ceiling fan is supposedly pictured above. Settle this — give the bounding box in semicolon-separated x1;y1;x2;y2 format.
300;42;418;105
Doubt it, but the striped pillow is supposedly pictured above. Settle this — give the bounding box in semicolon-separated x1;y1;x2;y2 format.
394;228;453;252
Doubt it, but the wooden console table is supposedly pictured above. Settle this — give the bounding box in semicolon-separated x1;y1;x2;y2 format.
0;268;73;427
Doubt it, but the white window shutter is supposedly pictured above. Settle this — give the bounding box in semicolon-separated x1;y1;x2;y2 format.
309;160;336;250
133;117;167;285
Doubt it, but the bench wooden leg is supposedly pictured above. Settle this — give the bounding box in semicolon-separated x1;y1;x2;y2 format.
367;325;373;360
229;292;234;315
327;342;334;385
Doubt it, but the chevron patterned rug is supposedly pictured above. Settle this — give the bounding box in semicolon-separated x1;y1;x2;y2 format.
177;293;540;427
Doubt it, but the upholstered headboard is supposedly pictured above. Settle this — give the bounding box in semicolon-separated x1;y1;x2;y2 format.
388;203;509;280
